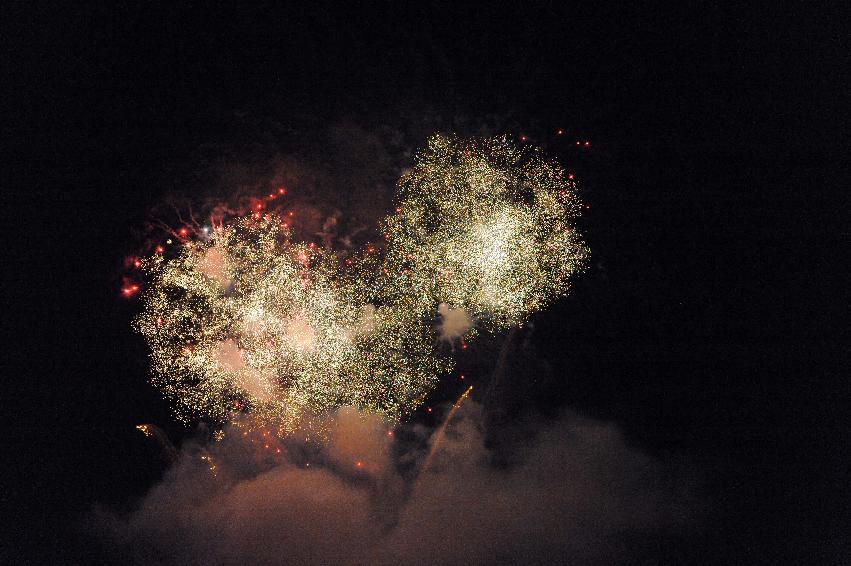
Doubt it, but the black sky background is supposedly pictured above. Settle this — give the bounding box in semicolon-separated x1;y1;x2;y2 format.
2;4;848;564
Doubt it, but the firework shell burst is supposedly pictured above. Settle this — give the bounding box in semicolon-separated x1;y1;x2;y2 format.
135;134;588;435
383;134;587;329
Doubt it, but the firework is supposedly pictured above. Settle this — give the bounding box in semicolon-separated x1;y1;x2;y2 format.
134;135;586;435
382;134;587;330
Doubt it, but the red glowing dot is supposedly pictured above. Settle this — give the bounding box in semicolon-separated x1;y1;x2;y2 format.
133;260;141;268
557;129;564;135
155;246;164;254
387;431;393;437
288;211;294;217
427;407;433;413
278;187;286;195
520;135;528;141
356;461;363;468
460;374;465;380
256;204;263;210
179;228;188;236
276;448;281;453
268;193;275;199
264;444;269;449
584;140;590;147
568;173;574;180
395;207;402;213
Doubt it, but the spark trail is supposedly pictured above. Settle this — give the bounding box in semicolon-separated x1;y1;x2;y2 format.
419;385;475;476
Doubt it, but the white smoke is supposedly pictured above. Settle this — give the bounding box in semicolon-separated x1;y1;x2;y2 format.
437;303;473;342
94;403;697;565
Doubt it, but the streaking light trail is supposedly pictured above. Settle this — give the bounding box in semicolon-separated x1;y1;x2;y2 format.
419;385;474;476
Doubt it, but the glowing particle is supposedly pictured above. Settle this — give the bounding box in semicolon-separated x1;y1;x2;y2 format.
122;284;140;297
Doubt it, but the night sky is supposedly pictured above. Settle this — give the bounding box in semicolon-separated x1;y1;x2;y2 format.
3;4;847;564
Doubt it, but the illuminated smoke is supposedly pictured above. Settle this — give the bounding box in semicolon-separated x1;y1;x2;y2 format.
437;303;472;341
101;403;695;565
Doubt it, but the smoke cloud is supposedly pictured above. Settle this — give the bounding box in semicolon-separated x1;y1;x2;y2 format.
437;303;473;342
95;402;697;565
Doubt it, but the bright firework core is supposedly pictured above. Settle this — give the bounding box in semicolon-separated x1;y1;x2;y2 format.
134;135;588;435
